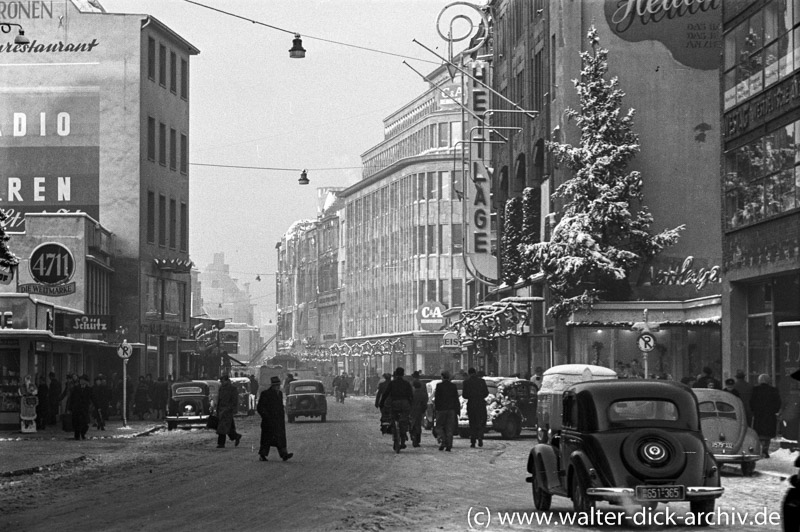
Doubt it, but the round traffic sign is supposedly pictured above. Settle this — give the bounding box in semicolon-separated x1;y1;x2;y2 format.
637;333;656;352
117;341;132;359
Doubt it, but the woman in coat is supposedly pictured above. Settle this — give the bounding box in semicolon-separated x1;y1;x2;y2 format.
257;376;292;461
133;376;151;420
750;373;782;458
215;374;242;448
68;375;94;440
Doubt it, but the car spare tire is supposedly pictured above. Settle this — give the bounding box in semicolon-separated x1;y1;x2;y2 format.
621;429;686;479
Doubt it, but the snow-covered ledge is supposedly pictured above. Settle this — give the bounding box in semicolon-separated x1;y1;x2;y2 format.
567;295;722;327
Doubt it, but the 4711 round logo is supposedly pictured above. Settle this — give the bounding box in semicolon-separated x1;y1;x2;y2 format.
29;243;75;285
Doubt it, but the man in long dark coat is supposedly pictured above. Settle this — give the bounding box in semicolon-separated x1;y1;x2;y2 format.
462;367;489;448
409;379;428;447
750;373;782;458
215;374;242;449
68;375;94;440
257;376;293;461
434;370;460;452
47;372;61;425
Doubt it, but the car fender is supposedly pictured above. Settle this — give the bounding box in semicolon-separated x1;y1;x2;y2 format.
568;450;595;495
530;443;561;492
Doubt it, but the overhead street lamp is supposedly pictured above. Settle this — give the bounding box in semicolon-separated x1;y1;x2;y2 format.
1;22;30;45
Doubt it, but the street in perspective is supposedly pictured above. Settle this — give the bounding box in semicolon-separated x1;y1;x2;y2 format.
1;0;800;531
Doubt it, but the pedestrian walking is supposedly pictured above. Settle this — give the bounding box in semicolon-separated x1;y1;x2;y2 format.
750;373;782;458
248;374;259;415
409;379;428;447
47;372;61;425
462;367;489;448
734;369;754;425
35;374;49;429
723;378;740;398
215;374;242;449
257;376;293;461
434;370;460;452
151;376;168;421
93;376;110;430
378;367;413;450
133;376;151;420
375;372;392;434
68;375;94;440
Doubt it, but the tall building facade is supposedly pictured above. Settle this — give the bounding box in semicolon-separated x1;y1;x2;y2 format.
721;1;800;412
484;0;724;380
0;0;198;427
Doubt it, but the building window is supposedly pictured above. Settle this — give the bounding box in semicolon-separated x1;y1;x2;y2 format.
147;191;155;244
180;58;188;100
180;133;188;174
170;51;177;94
180;201;188;251
724;120;799;229
169;198;177;249
427;279;436;302
427;224;435;254
159;44;167;87
147;117;156;161
159;122;167;166
427;171;438;200
452;223;463;253
452;279;463;307
147;37;156;80
159;194;166;246
416;173;426;201
438;122;450;147
169;128;177;171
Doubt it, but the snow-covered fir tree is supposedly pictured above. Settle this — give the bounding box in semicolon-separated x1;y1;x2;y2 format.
0;210;19;270
520;27;683;319
501;196;523;284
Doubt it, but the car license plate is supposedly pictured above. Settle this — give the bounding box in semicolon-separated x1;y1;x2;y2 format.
635;485;685;501
712;441;734;449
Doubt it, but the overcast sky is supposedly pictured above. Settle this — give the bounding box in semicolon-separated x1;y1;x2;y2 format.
100;0;470;323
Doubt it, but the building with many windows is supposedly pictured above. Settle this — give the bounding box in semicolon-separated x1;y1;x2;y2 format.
721;1;800;412
0;0;198;428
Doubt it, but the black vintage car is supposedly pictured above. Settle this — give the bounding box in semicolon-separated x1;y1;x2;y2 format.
526;380;723;520
166;381;214;431
286;379;327;423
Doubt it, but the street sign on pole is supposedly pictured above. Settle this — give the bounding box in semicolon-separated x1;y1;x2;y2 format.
117;340;132;359
117;339;131;427
637;333;656;353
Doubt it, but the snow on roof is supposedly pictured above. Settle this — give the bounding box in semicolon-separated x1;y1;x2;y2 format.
72;0;106;13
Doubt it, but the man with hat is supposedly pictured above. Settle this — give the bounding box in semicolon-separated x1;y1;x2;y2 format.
215;374;242;449
379;368;414;449
434;370;460;451
257;376;293;461
734;369;753;425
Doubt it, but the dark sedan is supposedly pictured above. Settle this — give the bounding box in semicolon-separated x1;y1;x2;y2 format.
286;380;327;423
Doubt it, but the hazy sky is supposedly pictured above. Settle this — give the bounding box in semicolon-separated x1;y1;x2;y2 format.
100;0;469;322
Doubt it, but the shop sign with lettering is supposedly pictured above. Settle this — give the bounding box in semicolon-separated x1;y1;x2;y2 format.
57;314;113;334
417;301;446;332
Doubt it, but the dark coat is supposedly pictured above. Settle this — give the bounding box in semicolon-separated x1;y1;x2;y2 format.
216;381;239;436
68;384;94;430
751;383;782;438
258;386;287;449
462;374;489;414
434;380;460;412
134;381;151;415
151;380;169;408
375;379;390;408
379;377;413;409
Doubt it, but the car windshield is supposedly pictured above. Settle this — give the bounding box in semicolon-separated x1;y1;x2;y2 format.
608;400;679;422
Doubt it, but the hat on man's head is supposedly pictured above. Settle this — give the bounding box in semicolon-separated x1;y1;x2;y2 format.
270;376;281;385
220;374;230;382
382;373;392;380
411;370;421;378
724;378;735;386
735;369;746;379
393;367;405;377
441;370;451;381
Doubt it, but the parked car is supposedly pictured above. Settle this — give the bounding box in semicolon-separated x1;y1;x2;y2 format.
457;377;538;439
526;379;723;518
166;381;213;431
694;387;761;476
536;364;618;443
286;379;327;423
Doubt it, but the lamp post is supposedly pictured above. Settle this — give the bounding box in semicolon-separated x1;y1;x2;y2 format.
0;22;30;45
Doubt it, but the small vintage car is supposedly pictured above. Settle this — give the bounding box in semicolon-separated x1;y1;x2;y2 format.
166;381;214;431
457;377;539;439
526;380;723;518
286;379;327;423
694;388;761;476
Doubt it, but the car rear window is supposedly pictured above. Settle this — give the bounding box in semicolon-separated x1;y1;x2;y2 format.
698;400;738;420
608;400;679;422
293;385;321;393
175;386;204;395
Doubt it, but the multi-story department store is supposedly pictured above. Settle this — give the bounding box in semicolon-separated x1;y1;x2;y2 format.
721;1;800;408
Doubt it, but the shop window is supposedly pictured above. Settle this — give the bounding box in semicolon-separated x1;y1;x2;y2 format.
0;350;21;415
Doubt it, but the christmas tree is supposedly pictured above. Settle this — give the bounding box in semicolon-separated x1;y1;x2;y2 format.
521;27;683;318
0;210;19;269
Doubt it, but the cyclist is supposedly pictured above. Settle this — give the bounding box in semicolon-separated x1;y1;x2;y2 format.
378;367;413;450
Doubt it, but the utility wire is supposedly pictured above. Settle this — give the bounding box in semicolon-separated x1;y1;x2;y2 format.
184;0;439;64
190;162;364;172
